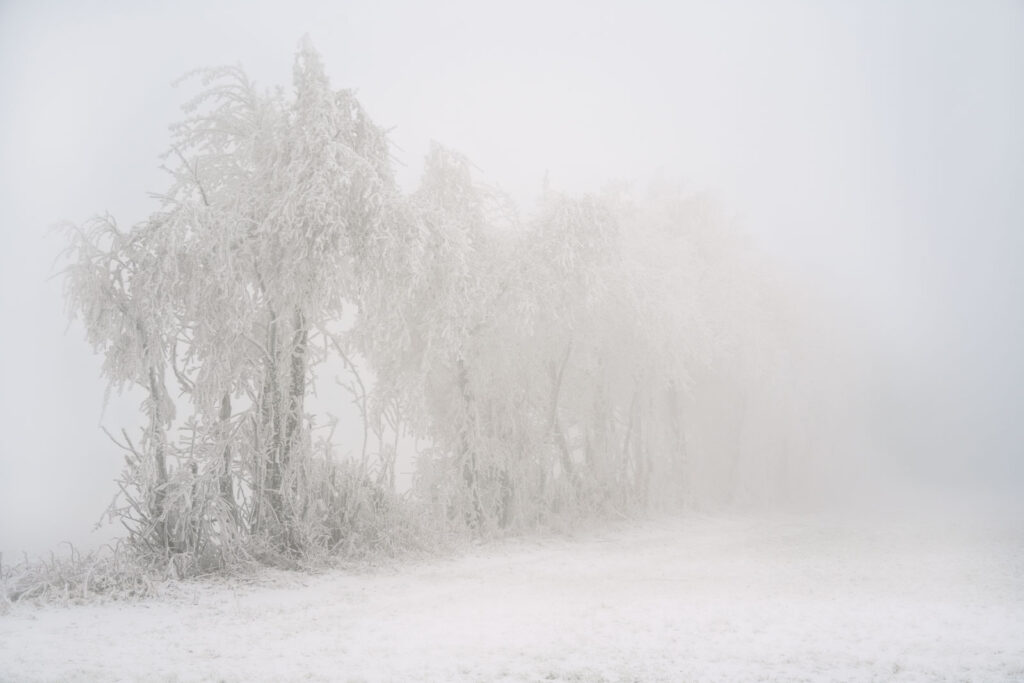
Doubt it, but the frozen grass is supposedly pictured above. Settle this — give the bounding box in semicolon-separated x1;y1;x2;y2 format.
0;540;191;609
1;510;1022;681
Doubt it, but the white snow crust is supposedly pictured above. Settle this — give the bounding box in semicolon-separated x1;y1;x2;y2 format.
2;512;1022;682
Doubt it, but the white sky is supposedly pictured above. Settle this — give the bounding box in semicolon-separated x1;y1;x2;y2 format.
1;0;1022;555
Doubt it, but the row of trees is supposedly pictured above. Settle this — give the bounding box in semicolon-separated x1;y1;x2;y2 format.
63;40;819;571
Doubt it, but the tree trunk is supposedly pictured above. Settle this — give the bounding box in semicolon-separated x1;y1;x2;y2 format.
218;392;236;515
256;311;282;532
284;308;307;460
283;308;308;549
547;340;576;486
254;307;307;548
147;367;169;549
456;358;485;528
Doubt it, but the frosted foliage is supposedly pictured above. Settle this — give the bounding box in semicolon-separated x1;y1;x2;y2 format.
61;41;832;568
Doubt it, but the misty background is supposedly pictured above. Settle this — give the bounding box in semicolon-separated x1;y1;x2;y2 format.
1;0;1021;557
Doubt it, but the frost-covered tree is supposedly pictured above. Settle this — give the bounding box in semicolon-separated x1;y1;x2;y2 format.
164;42;393;543
355;144;518;529
62;215;179;549
64;38;399;564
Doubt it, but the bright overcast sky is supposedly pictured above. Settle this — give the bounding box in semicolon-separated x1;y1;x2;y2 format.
1;0;1022;554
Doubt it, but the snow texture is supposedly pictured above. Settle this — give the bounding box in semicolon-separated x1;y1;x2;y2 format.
2;513;1022;682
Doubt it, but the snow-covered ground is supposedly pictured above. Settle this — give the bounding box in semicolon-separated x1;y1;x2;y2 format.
2;510;1022;682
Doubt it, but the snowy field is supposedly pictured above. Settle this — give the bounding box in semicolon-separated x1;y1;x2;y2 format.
2;510;1022;682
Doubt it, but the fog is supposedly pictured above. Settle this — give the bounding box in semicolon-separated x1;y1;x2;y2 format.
1;0;1022;558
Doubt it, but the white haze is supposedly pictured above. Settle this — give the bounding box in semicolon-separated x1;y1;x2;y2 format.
1;0;1022;557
